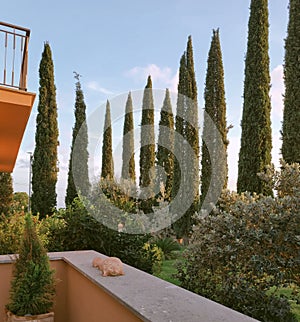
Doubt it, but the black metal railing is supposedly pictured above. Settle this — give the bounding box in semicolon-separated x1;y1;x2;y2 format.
0;21;30;91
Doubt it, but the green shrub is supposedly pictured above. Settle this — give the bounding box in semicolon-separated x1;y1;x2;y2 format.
6;214;55;316
143;242;164;274
0;212;25;254
153;237;181;259
176;161;300;321
48;198;157;274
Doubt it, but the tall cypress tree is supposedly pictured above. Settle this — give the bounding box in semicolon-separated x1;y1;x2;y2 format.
171;54;187;205
172;36;199;241
156;88;174;201
121;92;136;183
31;43;59;216
281;0;300;164
237;0;272;195
101;100;114;180
201;29;228;207
184;35;200;207
0;172;13;214
65;72;90;206
139;76;155;213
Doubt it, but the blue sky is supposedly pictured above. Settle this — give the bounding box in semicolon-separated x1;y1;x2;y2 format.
2;0;289;207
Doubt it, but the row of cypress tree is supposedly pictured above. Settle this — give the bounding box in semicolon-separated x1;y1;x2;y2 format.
1;1;299;238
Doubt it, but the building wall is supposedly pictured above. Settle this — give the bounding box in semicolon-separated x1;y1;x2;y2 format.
0;251;258;322
0;257;141;322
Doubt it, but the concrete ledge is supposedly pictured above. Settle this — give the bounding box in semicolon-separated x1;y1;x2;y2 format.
0;251;258;322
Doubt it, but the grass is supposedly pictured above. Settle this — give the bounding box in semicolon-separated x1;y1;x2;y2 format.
154;248;185;286
268;285;300;321
155;258;181;286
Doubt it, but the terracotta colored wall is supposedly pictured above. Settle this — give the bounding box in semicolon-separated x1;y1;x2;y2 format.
50;260;68;322
0;260;141;322
66;265;141;322
0;263;13;322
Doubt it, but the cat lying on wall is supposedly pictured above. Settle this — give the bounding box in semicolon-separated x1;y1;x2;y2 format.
92;256;124;277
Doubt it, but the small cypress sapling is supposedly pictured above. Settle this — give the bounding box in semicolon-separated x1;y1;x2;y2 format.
6;214;55;316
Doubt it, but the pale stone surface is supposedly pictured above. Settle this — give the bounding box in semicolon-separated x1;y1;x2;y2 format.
0;251;259;322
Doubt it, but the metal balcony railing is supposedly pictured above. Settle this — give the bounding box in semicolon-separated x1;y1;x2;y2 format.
0;21;30;91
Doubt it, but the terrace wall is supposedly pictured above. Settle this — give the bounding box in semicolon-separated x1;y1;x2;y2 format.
0;250;258;322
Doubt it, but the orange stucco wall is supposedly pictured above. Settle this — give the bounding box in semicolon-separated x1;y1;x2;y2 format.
0;260;141;322
0;263;13;321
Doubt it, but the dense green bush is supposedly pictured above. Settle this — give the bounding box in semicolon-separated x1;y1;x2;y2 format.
0;212;25;254
143;241;164;274
176;161;300;321
45;198;157;274
152;237;181;260
0;198;162;274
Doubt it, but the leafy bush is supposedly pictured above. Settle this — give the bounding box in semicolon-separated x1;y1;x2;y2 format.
10;192;29;213
47;198;157;273
176;161;300;321
153;237;181;259
143;242;164;274
0;212;25;254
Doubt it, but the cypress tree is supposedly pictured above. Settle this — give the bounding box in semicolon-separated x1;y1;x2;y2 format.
101;100;114;180
281;0;300;164
139;76;155;213
7;214;55;316
201;29;228;207
237;0;272;195
0;172;13;214
184;35;200;207
171;54;186;205
65;72;90;206
156;88;174;201
31;43;59;216
172;36;199;241
121;92;136;183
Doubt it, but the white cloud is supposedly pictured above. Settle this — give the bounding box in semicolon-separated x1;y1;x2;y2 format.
271;64;284;118
86;81;114;95
125;64;179;92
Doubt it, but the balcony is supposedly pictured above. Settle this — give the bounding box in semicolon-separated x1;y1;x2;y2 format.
0;250;259;322
0;21;36;172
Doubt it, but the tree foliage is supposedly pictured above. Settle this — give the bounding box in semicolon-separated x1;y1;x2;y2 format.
201;29;228;208
281;0;300;164
65;72;90;206
31;43;59;216
121;92;136;183
171;54;186;207
156;88;174;202
237;0;272;195
172;36;199;240
139;76;155;213
101;100;114;180
7;214;55;316
0;172;13;214
176;161;300;321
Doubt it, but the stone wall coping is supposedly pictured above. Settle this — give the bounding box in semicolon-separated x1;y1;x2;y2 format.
0;250;259;322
